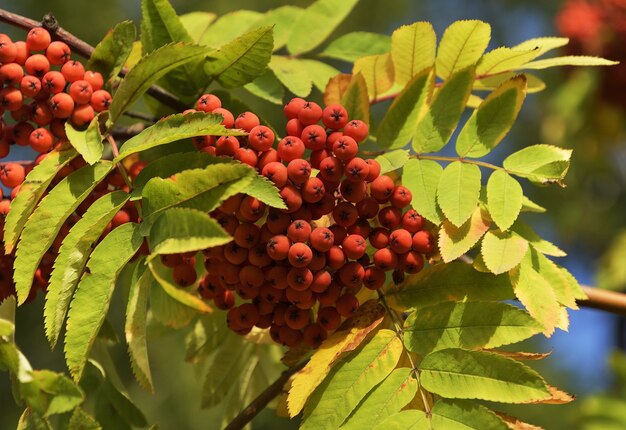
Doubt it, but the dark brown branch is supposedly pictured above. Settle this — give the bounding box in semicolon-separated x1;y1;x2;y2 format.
110;123;147;141
0;8;188;112
579;286;626;316
224;360;308;430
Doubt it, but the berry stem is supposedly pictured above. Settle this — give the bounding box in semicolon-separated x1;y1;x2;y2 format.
106;134;133;191
0;7;188;113
224;359;309;430
414;154;504;172
377;290;433;426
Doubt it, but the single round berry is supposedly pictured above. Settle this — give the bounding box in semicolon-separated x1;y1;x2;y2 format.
332;136;358;161
332;201;359;227
267;235;291;260
84;71;104;91
301;124;327;150
317;306;341;331
343;119;369;142
215;135;240;156
277;136;305;162
262;162;288;188
301;177;326;203
373;248;398;271
288;242;313;268
322;104;349;129
344;158;370;182
68;79;93;104
309;227;334;252
389;229;413;254
378;206;402;229
319;156;344;182
284;97;307;119
172;264;198;287
248;125;275;152
26;27;51;51
287;158;312;185
336;294;359;317
369;227;390;249
342;234;367;260
0;162;26;188
279;184;303;213
90;89;112;112
363;267;386;290
212;107;235;128
370;175;395;202
196;93;222;112
297;101;323;125
234;223;261;248
287;267;313;291
234;147;258;167
234;111;260;132
390;185;412;209
412;230;433;254
46;41;71;65
287;220;312;243
338;262;365;287
61;60;85;83
303;323;328;348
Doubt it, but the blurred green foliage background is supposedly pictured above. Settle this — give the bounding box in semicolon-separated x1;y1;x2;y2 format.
2;0;626;429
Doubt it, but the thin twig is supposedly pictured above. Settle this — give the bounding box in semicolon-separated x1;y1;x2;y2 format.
0;8;188;113
579;286;626;316
224;360;308;430
378;291;433;427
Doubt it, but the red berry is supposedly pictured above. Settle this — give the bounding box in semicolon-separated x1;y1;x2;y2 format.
277;136;305;162
309;227;334;252
287;267;313;291
240;265;265;289
389;229;413;254
301;177;326;203
365;159;381;182
212;108;234;128
402;209;424;233
338;262;365;287
0;87;23;111
20;75;42;97
279;184;303;213
336;294;359;317
0;63;24;86
326;246;346;270
84;71;104;91
363;267;386;290
234;223;261;248
369;227;389;249
303;323;328;348
215;135;240;156
29;127;54;153
332;201;359;227
248;125;275;152
234;147;258;167
234;111;260;132
322;104;349;129
373;248;398;271
196;93;222;112
68;80;93;104
49;93;75;119
301;124;327;150
239;196;266;222
339;179;367;203
172;264;197;287
344;158;370;182
284;97;307;119
26;27;51;51
90;89;112;112
297;101;323;125
267;235;291;260
285;118;304;137
319;156;344;182
341;234;367;260
262;162;288;187
0;35;17;63
46;41;71;65
378;206;402;229
332;135;358;161
356;197;379;219
288;242;313;267
287;159;311;185
317;306;341;331
370;175;395;202
390;185;412;209
287;220;312;243
61;60;85;83
412;231;433;254
344;119;369;142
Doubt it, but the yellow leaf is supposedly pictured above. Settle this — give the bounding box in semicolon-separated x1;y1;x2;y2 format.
353;53;394;101
438;207;491;262
324;73;352;106
287;300;385;417
496;412;544;430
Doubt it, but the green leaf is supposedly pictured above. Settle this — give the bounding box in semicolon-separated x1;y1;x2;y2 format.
373;411;429;430
65;118;103;165
376;150;410;175
131;152;238;199
202;333;253;408
14;161;114;305
108;43;211;124
476;47;541;76
22;370;84;417
140;0;192;53
404;301;541;355
522;55;619;70
17;409;52;430
198;10;263;47
244;69;285;104
486;170;523;231
520;195;546;213
45;191;129;348
68;407;101;430
125;262;154;392
269;55;312;97
64;223;144;380
481;231;529;275
301;329;403;430
437;161;481;227
287;0;359;55
87;21;135;81
100;378;147;427
391;22;436;86
149;207;231;254
510;250;561;336
149;259;212;314
299;59;340;92
353;53;394;100
438;207;491;262
510;220;566;257
340;368;417;429
420;348;551;403
377;68;434;150
414;67;475;153
528;248;585;307
0;318;14;337
115;112;244;161
140;164;250;229
436;20;491;79
259;6;303;51
474;72;546;94
205;26;273;89
321;31;390;62
341;73;370;124
4;146;77;254
388;262;515;310
456;75;527;158
179;12;216;44
513;37;569;57
141;0;208;97
431;399;508;430
503;144;572;186
149;281;196;328
402;158;443;224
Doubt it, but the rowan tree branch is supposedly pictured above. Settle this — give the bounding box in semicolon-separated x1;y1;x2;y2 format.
579;286;626;316
0;8;187;113
223;360;308;430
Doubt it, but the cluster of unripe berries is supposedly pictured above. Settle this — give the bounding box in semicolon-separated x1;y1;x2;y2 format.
162;95;435;348
0;27;129;303
0;27;112;158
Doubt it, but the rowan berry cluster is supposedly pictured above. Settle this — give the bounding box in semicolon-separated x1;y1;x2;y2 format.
0;27;128;303
163;94;435;348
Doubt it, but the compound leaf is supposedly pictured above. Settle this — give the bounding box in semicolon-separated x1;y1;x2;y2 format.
64;223;143;380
